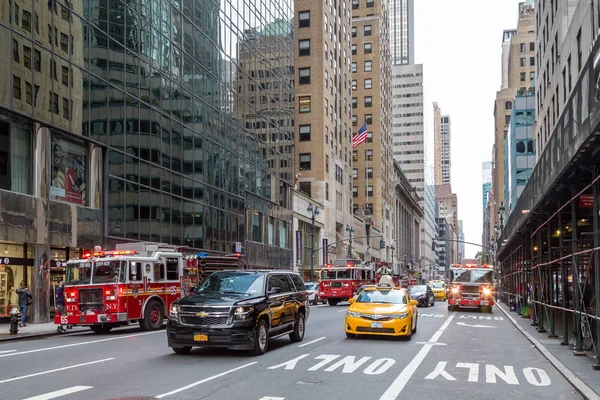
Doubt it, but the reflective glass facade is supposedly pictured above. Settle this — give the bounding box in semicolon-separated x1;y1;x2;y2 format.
0;0;294;269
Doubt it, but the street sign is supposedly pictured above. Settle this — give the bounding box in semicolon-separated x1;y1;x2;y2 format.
235;242;242;252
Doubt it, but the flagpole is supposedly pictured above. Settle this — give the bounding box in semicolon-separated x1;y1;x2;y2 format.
365;127;369;264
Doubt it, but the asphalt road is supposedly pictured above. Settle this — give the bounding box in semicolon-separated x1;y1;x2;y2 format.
0;301;583;400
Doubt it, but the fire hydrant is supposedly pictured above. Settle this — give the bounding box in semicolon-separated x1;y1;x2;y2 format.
9;307;19;335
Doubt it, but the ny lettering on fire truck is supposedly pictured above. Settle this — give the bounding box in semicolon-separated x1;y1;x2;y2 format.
54;243;246;334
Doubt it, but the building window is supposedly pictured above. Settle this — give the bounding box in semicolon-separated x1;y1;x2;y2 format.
352;115;357;126
365;114;373;124
299;67;311;84
34;49;41;71
252;212;263;242
352;98;357;108
326;155;329;172
352;150;358;162
364;61;372;72
50;131;89;206
299;182;311;197
530;57;535;66
351;62;357;73
520;43;526;52
299;125;311;141
352;80;357;90
62;66;69;86
352;44;357;55
364;25;372;36
505;101;512;110
365;150;373;161
13;39;19;62
364;78;372;89
366;167;373;179
520;57;525;67
353;168;358;179
366;0;374;7
12;75;21;99
299;153;311;170
326;183;329;201
505;115;511;125
299;39;310;56
529;42;534;51
60;33;68;53
25;82;32;104
364;96;372;107
23;46;32;69
62;98;70;120
299;96;311;113
364;43;372;54
299;11;310;27
352;0;359;9
353;186;358;197
352;27;357;37
530;71;535;81
0;116;33;195
61;0;71;21
520;72;525;82
366;185;373;196
22;10;31;32
366;132;373;143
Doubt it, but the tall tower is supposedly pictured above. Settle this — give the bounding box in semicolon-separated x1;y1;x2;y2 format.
434;104;451;186
351;0;394;260
294;0;354;261
389;0;415;65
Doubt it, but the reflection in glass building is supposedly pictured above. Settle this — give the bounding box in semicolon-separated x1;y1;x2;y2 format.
0;0;294;322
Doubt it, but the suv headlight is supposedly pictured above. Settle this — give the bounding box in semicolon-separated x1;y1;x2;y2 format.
347;311;360;318
390;312;409;319
234;306;254;321
169;305;179;321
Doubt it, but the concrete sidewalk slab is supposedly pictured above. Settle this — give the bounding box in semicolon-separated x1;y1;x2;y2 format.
0;322;87;342
497;301;600;400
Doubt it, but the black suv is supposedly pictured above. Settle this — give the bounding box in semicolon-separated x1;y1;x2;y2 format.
166;270;309;355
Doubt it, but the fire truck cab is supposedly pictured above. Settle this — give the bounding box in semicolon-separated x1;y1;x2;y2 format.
55;242;245;333
318;260;375;306
447;263;495;313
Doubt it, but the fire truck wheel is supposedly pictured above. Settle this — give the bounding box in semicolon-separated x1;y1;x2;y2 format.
289;311;305;342
141;300;164;331
171;346;192;355
328;299;339;306
90;325;112;334
252;319;269;356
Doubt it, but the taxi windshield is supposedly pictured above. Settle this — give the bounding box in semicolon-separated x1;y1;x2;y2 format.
429;281;444;288
66;261;92;285
356;289;406;304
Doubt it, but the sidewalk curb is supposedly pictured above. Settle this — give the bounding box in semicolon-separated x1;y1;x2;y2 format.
497;302;600;400
0;328;83;342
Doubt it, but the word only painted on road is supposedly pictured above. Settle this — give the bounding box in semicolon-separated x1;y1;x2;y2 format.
268;354;395;375
457;315;504;321
424;361;551;386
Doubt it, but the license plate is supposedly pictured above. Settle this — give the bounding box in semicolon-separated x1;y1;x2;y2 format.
371;322;383;328
194;334;208;342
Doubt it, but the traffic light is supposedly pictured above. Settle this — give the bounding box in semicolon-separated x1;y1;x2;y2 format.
380;239;385;248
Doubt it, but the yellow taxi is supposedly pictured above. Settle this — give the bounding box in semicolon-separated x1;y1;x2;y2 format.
429;280;447;301
345;286;419;339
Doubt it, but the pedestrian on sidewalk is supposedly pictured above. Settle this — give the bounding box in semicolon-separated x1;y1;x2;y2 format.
16;283;32;327
55;279;65;310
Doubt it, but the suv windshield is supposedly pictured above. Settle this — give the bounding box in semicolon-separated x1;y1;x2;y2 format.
356;289;406;304
66;261;92;284
197;272;265;296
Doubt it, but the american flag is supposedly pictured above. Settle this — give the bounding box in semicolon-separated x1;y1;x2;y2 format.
352;122;368;148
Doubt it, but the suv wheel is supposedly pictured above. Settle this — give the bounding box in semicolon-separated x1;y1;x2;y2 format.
289;311;305;342
252;319;269;356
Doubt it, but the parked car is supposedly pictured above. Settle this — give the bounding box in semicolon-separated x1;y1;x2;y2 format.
305;282;325;305
167;270;309;356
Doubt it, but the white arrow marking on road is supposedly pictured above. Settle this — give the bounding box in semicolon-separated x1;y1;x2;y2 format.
424;362;457;381
268;354;311;370
0;358;113;384
23;386;93;400
298;336;326;347
456;322;496;328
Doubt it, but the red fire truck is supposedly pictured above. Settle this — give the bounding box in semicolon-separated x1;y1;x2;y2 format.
318;260;375;306
54;242;245;333
447;263;495;313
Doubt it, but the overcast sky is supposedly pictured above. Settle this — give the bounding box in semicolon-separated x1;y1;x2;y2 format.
414;0;524;258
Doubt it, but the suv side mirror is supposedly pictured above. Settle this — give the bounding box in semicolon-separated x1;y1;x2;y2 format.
268;287;282;295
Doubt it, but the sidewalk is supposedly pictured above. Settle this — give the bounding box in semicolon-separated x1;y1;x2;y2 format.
497;301;600;400
0;322;87;342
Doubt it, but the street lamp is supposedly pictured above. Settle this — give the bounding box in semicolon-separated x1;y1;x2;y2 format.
307;203;320;282
390;245;395;273
498;201;506;230
346;225;355;259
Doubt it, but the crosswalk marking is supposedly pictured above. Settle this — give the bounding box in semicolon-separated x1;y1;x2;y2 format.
23;386;93;400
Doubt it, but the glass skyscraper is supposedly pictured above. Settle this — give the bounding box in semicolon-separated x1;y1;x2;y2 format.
389;0;414;65
0;0;294;322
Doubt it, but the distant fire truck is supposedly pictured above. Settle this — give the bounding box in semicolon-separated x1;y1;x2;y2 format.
54;242;245;333
318;260;375;306
447;263;495;313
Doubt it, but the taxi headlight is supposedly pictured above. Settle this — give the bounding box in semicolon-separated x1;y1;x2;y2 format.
483;288;491;295
390;312;409;319
347;311;360;318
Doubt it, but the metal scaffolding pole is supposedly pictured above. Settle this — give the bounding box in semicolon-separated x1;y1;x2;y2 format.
571;187;584;354
593;166;600;367
559;209;569;346
548;215;557;338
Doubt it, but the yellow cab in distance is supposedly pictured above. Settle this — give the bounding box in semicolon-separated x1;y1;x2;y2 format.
345;285;419;339
428;280;447;301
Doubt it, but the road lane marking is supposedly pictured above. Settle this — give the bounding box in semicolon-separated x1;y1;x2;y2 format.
379;314;454;400
423;362;551;386
23;386;93;400
0;350;16;354
338;309;347;313
0;358;113;384
268;354;310;370
258;397;285;400
0;331;162;358
456;322;496;328
424;361;456;381
415;342;446;346
268;354;396;375
155;362;257;398
298;337;326;347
